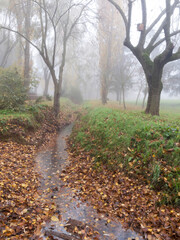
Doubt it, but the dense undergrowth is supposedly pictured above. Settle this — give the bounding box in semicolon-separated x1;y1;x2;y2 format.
71;107;180;206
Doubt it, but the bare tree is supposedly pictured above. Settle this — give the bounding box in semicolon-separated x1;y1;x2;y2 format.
0;6;17;67
98;0;124;105
163;61;180;96
109;49;134;109
0;30;17;67
1;0;92;116
107;0;180;115
22;0;32;89
134;65;146;105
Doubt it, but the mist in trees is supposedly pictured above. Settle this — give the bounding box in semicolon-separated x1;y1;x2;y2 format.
0;0;180;116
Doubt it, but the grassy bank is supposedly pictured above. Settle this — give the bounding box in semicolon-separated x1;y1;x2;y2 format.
0;98;79;143
71;107;180;206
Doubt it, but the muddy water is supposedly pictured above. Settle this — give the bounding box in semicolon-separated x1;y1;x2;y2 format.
36;124;144;240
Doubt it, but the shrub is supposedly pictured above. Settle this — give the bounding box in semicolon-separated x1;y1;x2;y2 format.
0;68;27;109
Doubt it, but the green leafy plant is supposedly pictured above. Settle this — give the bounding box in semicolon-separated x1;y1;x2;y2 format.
0;67;27;110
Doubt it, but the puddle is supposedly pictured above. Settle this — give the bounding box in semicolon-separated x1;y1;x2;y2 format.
36;124;144;240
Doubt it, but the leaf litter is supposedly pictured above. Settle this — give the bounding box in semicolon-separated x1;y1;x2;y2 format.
61;144;180;240
0;107;79;239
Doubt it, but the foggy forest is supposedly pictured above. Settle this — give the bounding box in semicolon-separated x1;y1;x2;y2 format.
0;0;180;240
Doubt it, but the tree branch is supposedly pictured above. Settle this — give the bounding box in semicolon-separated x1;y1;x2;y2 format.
169;48;180;62
138;0;147;48
146;9;166;35
151;30;180;51
146;0;180;53
126;0;133;42
0;26;41;53
66;0;93;40
164;0;171;45
107;0;128;35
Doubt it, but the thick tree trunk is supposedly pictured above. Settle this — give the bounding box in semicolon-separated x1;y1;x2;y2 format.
145;85;162;115
143;62;163;116
145;75;163;116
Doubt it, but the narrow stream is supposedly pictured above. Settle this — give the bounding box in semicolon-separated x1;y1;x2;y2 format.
36;124;144;240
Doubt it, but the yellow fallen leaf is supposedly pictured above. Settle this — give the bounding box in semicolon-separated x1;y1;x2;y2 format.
21;209;28;214
51;216;59;222
22;183;28;188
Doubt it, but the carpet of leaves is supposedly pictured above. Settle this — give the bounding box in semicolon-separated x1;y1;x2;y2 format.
0;142;56;239
0;107;79;239
62;146;180;240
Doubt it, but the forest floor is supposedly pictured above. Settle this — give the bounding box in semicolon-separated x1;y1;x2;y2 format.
0;99;80;239
0;100;179;240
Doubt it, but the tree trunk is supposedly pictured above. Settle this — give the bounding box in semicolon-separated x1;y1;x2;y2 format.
122;85;126;110
116;90;120;102
24;40;30;88
101;75;108;105
145;67;163;116
53;82;60;117
43;68;50;97
135;86;142;105
23;0;31;90
43;77;50;97
142;86;148;109
119;89;122;105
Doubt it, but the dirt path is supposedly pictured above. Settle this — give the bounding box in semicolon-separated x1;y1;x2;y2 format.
36;124;143;240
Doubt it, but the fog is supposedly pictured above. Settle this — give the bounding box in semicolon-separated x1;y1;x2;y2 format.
0;0;180;111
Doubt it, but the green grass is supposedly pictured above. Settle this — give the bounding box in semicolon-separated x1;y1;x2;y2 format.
0;97;80;142
71;106;180;206
84;99;180;116
160;99;180;117
0;97;77;120
0;104;48;141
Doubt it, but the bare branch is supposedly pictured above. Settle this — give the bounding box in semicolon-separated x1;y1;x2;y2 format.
127;0;133;42
66;0;93;40
164;0;171;45
146;0;180;53
169;48;180;62
55;2;85;27
0;39;17;67
146;9;166;35
138;0;147;47
152;30;180;51
107;0;128;35
0;26;41;53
